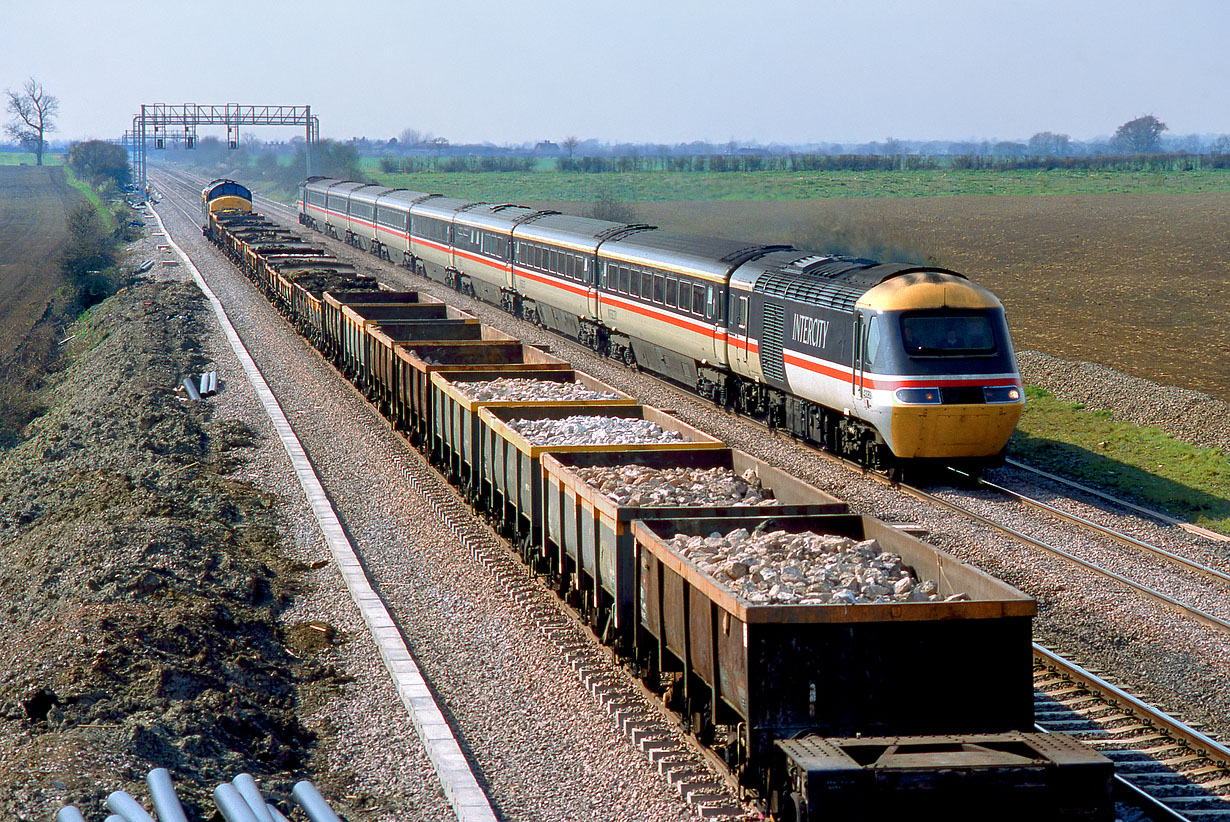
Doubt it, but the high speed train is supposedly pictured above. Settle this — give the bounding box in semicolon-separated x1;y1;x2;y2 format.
298;176;1024;472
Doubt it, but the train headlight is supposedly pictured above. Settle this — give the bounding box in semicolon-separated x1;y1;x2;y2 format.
895;387;941;404
983;385;1022;403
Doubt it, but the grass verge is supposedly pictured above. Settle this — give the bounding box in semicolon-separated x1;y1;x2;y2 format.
62;165;116;231
1007;386;1230;534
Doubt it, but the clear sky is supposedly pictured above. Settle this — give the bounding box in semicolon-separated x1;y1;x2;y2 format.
3;0;1227;146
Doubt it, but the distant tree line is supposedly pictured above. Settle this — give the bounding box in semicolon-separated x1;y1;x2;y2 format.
379;156;536;174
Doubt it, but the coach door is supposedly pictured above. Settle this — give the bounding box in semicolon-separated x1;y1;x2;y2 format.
731;291;750;371
853;311;866;404
852;311;876;408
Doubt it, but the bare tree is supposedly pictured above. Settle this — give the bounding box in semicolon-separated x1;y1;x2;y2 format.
5;78;59;166
1113;115;1167;154
562;135;579;160
398;128;423;147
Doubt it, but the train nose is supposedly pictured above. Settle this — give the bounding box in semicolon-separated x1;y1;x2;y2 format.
890;401;1024;458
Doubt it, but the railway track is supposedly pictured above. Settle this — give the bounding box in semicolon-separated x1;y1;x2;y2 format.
1034;645;1230;820
152;165;1230;819
902;479;1230;636
1004;458;1230;544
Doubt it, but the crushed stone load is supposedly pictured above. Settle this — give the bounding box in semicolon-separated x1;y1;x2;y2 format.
459;377;621;403
574;464;781;507
669;526;963;606
508;415;688;446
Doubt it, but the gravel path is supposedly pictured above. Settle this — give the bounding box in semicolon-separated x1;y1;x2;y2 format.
153;179;709;822
228;189;1230;749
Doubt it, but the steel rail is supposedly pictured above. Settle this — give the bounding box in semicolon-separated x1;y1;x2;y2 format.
951;468;1230;588
1034;644;1230;820
1006;458;1230;544
900;481;1230;636
1035;643;1230;767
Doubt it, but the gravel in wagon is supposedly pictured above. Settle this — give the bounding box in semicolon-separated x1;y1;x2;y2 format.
575;464;779;507
671;527;947;605
508;415;687;446
458;377;621;403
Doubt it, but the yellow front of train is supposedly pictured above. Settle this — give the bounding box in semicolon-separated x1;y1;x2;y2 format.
858;271;1024;461
200;179;253;226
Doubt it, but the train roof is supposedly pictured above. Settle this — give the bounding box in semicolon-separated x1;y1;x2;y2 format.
600;231;787;282
513;213;645;252
411;196;484;220
734;250;979;312
347;184;399;207
203;178;251;201
376;189;437;209
324;181;369;199
454;204;553;233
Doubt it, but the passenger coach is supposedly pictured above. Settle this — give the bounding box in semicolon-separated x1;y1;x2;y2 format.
297;176;1025;472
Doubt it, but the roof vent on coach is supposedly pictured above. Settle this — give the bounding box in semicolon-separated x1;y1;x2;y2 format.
785;254;878;279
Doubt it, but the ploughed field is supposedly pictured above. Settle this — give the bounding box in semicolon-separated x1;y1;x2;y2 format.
0;166;76;358
535;191;1229;402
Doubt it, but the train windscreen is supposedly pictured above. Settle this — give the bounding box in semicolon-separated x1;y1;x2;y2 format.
900;314;996;356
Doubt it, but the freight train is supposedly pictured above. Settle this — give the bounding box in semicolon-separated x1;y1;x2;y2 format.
200;179;1111;821
297;176;1025;475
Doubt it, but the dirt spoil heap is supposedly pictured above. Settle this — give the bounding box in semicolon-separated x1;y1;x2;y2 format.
0;279;318;820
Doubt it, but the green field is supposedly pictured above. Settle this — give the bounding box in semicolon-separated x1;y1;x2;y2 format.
361;161;1230;202
1008;387;1229;534
0;151;64;167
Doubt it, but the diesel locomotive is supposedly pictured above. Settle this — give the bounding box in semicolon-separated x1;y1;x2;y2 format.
298;176;1024;473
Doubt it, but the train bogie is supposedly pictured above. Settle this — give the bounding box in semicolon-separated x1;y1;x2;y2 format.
774;732;1113;822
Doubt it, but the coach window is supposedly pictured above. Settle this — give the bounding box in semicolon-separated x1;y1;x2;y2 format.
693;284;707;316
706;286;717;319
641;269;653;300
629;268;639;297
864;315;880;367
565;253;575;279
735;295;748;328
653;274;665;304
666;277;677;307
581;257;591;284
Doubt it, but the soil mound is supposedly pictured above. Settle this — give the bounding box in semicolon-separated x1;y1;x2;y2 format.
0;278;318;820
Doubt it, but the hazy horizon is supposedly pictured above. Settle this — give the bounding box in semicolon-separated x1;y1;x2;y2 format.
3;0;1227;147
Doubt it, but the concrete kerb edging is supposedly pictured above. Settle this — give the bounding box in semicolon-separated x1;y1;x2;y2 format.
146;204;499;822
